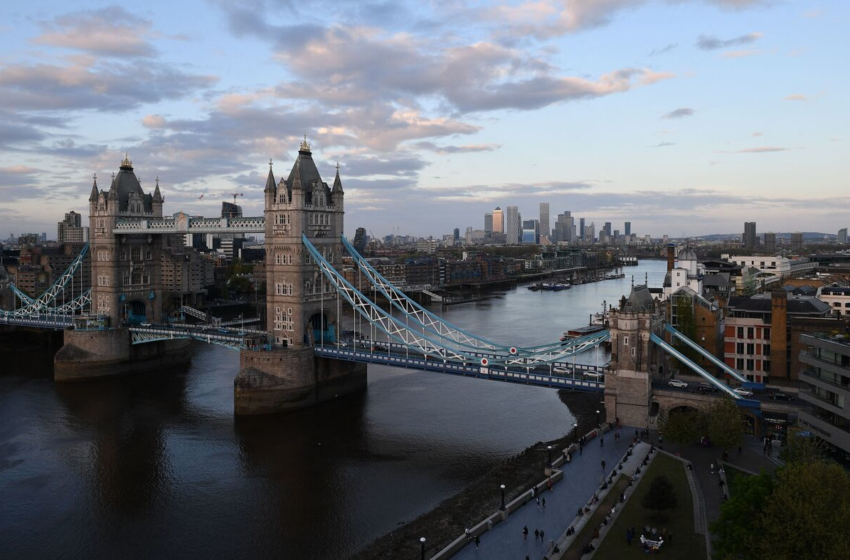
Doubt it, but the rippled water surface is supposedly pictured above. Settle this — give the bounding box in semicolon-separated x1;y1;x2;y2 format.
0;261;665;559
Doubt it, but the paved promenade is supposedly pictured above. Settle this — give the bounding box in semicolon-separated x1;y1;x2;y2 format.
453;429;639;560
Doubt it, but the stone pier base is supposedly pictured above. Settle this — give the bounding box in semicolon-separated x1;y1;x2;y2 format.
54;328;192;381
234;347;367;415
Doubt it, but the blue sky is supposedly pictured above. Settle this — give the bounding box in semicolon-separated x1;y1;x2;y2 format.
0;0;847;239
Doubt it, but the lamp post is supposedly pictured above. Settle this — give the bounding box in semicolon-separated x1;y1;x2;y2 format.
573;422;579;441
547;445;552;466
596;409;600;427
499;484;506;511
420;537;426;560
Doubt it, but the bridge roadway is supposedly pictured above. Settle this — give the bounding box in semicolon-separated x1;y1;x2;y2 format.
652;380;808;415
314;340;606;392
0;315;74;329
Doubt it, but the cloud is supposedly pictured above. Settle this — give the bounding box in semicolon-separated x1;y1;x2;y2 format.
722;49;762;58
722;146;790;153
651;142;676;148
662;108;695;119
32;6;159;58
412;142;501;154
784;94;807;101
649;43;677;56
142;114;168;128
696;32;763;50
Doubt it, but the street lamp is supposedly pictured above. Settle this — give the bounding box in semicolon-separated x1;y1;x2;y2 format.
573;422;579;441
499;484;506;511
547;445;553;466
420;537;426;560
596;409;600;427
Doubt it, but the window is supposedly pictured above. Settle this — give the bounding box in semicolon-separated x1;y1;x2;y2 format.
737;327;744;338
623;336;629;346
736;342;744;354
97;251;108;261
275;253;282;265
747;343;755;355
746;359;755;371
764;328;770;339
747;327;754;339
97;275;110;287
131;247;142;261
120;250;127;261
764;344;771;356
737;358;744;369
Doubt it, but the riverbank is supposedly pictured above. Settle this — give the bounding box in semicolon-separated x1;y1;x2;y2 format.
350;390;606;560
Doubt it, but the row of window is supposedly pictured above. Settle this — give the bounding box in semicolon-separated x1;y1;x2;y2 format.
275;254;294;265
732;326;770;340
273;307;294;332
309;213;331;226
733;342;771;356
275;282;294;295
734;358;771;372
96;294;110;313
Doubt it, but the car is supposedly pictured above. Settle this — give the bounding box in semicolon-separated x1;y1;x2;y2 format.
770;391;794;401
668;379;688;389
734;388;754;397
553;367;569;374
140;322;152;327
698;383;719;393
584;372;603;380
372;344;388;352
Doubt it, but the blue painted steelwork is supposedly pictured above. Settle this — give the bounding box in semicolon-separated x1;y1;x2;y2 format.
664;323;764;390
129;325;270;351
314;346;605;392
0;315;74;329
651;333;742;400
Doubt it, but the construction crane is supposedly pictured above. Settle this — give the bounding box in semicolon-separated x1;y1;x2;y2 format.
229;193;244;205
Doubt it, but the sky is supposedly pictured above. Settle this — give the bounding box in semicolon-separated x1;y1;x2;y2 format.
0;0;848;239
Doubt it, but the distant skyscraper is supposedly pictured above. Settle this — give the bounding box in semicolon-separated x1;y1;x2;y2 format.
492;207;504;234
579;218;585;240
57;210;89;243
522;219;539;244
839;228;848;244
764;232;777;253
353;227;368;253
506;206;520;244
743;222;757;249
453;228;460;243
553;211;574;243
584;222;595;243
484;213;493;233
603;222;612;237
539;203;550;240
625;222;631;236
791;232;804;251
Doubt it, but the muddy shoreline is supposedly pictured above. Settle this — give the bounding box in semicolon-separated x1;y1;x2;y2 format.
350;390;606;560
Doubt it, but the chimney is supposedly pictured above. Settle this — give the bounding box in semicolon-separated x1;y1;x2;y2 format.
770;289;788;380
667;243;676;273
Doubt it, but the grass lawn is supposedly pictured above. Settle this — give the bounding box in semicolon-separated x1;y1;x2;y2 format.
723;465;752;497
561;475;630;560
592;454;706;560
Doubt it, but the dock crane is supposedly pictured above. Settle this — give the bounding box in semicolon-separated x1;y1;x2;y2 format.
229;193;244;205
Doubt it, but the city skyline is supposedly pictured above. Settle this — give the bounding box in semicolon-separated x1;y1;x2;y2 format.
0;1;848;238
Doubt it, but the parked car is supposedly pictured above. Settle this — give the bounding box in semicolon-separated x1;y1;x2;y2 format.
734;388;754;397
770;391;794;401
698;382;719;393
668;379;688;389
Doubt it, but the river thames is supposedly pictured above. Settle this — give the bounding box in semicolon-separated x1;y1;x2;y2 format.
0;260;666;559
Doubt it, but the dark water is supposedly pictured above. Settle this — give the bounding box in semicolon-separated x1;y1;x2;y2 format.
0;261;666;559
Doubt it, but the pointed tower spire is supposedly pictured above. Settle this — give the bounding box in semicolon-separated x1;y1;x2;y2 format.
331;161;343;194
153;176;163;202
290;159;303;191
264;158;276;193
89;173;99;202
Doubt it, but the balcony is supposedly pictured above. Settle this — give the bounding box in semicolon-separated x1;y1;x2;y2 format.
797;386;846;417
798;410;850;454
799;368;850;393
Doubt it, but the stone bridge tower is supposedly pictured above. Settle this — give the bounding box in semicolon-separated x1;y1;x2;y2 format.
603;285;663;427
87;154;165;326
236;139;366;414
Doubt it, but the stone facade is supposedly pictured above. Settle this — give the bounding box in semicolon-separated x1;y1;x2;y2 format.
604;307;659;427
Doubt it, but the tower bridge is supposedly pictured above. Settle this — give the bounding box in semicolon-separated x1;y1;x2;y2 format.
1;141;775;423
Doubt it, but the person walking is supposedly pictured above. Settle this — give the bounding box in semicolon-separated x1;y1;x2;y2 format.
534;528;540;541
600;436;604;447
542;497;546;508
473;535;480;549
536;496;541;508
626;527;633;546
710;462;715;475
522;526;528;540
601;459;606;472
540;529;545;541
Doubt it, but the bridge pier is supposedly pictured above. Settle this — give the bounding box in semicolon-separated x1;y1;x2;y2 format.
54;328;191;381
234;347;367;415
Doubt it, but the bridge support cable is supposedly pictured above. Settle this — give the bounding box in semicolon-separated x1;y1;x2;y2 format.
341;235;575;356
501;330;611;368
663;324;763;389
179;305;209;322
2;243;90;318
304;235;498;364
650;333;743;401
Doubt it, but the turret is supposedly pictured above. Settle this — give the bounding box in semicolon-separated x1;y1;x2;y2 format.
152;177;163;217
89;173;99;203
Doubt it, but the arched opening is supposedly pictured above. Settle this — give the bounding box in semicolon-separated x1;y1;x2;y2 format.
309;312;334;345
123;300;147;325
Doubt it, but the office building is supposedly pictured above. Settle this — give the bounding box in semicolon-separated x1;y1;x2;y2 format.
453;228;460;244
484;213;493;234
492;207;504;234
579;218;585;240
506;206;520;244
625;222;631;237
839;228;848;244
798;333;850;456
791;232;804;251
763;232;776;254
522;219;539;244
221;201;242;218
584;223;595;243
57;211;89;243
539;203;550;241
553;212;575;243
603;222;612;238
743;222;757;249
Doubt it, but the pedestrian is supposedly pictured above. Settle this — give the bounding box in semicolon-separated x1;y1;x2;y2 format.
536;496;541;508
534;528;539;541
547;477;553;491
542;497;546;508
635;429;639;440
626;527;633;546
601;459;606;472
540;529;545;541
710;462;715;475
600;436;604;447
522;526;528;540
465;527;471;541
474;535;480;549
531;487;536;498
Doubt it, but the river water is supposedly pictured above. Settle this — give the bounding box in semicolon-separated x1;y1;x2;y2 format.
0;261;666;559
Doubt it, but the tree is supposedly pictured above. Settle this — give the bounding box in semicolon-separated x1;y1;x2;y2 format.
780;426;827;464
704;397;744;451
711;472;774;559
659;408;702;452
641;475;678;521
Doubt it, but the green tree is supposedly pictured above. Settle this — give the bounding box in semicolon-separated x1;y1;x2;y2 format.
711;472;775;559
659;408;702;452
704;397;744;451
641;475;678;521
780;426;827;464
